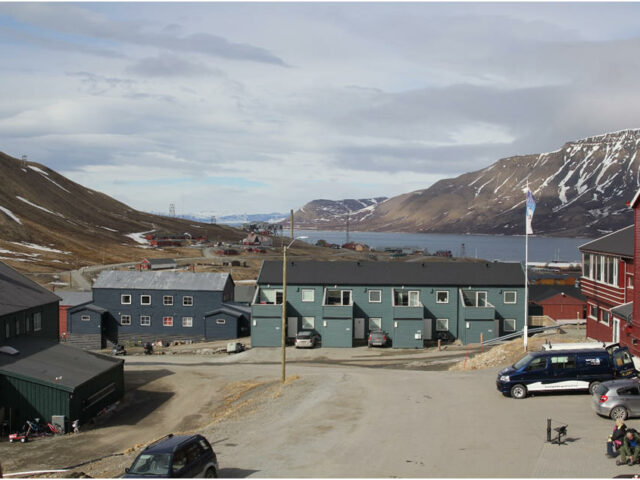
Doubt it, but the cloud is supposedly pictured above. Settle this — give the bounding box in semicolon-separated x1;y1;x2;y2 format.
126;54;216;77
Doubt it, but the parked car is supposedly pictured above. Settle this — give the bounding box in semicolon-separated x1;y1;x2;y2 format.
368;330;390;348
592;377;640;420
123;434;218;478
496;344;637;399
295;330;321;348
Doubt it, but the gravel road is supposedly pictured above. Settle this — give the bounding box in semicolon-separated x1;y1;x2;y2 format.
0;345;633;478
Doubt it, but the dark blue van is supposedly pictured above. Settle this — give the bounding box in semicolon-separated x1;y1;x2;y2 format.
496;344;637;399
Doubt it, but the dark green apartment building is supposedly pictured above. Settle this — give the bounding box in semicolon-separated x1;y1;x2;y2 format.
251;260;525;348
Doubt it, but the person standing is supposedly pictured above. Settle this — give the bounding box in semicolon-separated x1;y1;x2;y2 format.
617;430;640;466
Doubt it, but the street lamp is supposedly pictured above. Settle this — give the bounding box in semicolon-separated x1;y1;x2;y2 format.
281;235;308;383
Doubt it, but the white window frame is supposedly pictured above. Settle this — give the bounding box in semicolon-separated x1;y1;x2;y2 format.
436;291;449;304
503;291;517;304
588;303;598;320
26;316;31;332
182;317;193;327
302;316;315;329
33;312;41;332
393;289;420;307
163;295;174;306
325;289;352;306
81;315;91;322
121;294;131;305
216;318;227;325
601;309;610;327
15;319;20;335
140;315;151;326
140;295;151;306
368;290;382;303
120;315;132;326
504;318;517;332
301;289;315;303
435;318;449;332
369;317;382;331
163;316;173;327
183;296;194;307
5;321;10;338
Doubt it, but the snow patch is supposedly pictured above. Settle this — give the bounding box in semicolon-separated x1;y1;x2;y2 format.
11;242;71;254
0;206;22;224
126;231;153;245
28;165;49;176
16;196;65;217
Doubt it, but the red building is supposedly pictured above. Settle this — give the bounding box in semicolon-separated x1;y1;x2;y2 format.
579;224;635;353
529;285;585;321
57;291;93;338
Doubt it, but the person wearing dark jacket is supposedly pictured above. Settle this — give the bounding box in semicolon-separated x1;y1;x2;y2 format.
617;430;640;466
608;419;628;457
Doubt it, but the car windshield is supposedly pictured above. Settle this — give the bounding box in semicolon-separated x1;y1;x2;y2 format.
513;354;535;370
128;453;172;476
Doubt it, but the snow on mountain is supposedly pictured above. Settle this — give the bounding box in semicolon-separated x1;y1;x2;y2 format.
289;198;388;228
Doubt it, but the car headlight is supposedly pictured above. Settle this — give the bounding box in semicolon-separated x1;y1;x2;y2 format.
499;375;510;382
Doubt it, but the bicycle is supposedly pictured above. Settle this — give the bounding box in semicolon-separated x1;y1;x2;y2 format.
47;422;62;434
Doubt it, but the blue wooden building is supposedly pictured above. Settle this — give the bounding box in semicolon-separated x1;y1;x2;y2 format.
68;271;249;348
251;260;525;348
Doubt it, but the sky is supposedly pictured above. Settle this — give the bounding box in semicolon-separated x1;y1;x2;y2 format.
2;2;640;217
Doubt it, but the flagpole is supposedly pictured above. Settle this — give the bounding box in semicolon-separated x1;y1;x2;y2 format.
524;182;530;351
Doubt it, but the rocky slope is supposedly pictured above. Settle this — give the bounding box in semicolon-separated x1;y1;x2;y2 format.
0;151;243;271
295;130;640;236
287;197;387;229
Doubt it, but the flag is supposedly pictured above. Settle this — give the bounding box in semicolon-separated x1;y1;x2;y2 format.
526;188;536;235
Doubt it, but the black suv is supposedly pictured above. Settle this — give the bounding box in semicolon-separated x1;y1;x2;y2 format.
123;434;218;478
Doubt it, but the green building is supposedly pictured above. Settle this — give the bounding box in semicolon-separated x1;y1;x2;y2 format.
251;260;525;348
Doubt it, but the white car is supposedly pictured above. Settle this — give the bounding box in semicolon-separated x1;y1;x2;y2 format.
295;330;321;348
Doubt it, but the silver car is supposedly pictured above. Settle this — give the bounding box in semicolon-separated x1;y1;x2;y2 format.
295;330;320;348
592;377;640;420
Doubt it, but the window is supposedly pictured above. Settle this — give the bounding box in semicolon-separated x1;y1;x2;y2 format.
140;295;151;305
525;357;547;372
183;296;193;307
301;289;315;302
140;315;151;326
182;317;193;327
121;315;131;325
26;316;31;332
503;291;517;304
583;253;590;278
551;355;576;369
81;315;91;322
5;322;10;338
504;319;516;332
216;318;226;325
369;317;382;330
163;295;173;306
15;319;20;336
436;318;449;331
326;289;351;306
33;312;41;331
302;317;315;329
436;291;449;304
628;275;634;289
602;310;610;326
121;294;131;305
588;303;599;320
393;290;420;307
369;290;382;303
462;290;488;307
163;316;173;327
586;254;619;286
258;289;283;305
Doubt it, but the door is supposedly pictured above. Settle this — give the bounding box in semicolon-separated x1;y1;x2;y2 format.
354;318;365;339
287;317;298;338
613;317;620;343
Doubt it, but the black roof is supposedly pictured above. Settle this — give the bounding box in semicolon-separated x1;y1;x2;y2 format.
257;260;524;286
144;434;204;454
579;225;633;258
68;302;108;315
0;337;123;391
529;285;585;303
612;302;633;322
0;261;60;317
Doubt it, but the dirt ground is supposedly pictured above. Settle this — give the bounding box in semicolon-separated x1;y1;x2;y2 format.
1;327;616;479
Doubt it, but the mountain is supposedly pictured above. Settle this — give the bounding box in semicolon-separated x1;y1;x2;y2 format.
0;152;244;271
293;130;640;237
287;198;387;229
171;212;287;225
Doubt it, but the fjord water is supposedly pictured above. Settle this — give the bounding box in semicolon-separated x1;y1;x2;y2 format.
295;230;591;263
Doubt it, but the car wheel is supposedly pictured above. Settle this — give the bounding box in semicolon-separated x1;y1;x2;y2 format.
510;384;527;399
205;467;218;478
20;437;26;443
611;406;629;420
9;438;13;443
588;381;601;395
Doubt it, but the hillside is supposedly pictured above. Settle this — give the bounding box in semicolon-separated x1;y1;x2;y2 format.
292;129;640;237
287;197;387;229
0;152;244;271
